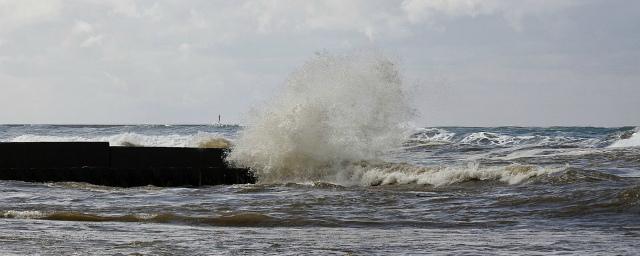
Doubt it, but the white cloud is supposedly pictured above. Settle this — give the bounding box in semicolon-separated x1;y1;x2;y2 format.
0;0;62;32
179;43;191;52
80;34;104;48
188;9;209;29
103;71;128;90
402;0;493;23
141;3;163;21
235;1;403;38
108;0;140;17
401;0;579;31
72;20;93;34
0;0;637;125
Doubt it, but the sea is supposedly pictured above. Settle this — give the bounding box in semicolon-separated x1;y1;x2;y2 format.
0;124;639;255
1;53;639;255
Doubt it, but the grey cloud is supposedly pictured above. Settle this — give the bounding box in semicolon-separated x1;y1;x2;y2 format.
0;0;638;126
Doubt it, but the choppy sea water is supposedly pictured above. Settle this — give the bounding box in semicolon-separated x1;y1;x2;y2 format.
1;125;640;255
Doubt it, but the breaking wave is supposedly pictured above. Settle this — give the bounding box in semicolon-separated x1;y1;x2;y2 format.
345;162;562;187
403;127;640;151
406;129;605;148
228;51;414;184
609;127;640;148
405;128;455;147
226;52;593;187
7;132;232;148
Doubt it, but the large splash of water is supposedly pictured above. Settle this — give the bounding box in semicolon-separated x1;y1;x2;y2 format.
609;127;640;148
228;52;414;183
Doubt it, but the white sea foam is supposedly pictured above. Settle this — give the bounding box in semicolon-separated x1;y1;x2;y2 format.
459;132;537;146
228;51;414;183
609;128;640;148
8;132;231;148
461;132;513;145
345;162;562;187
1;210;45;219
406;128;455;146
454;131;601;148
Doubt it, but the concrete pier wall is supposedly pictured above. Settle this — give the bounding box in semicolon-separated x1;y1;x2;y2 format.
0;142;254;187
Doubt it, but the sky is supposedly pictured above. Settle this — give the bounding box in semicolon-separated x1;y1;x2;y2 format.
0;0;638;126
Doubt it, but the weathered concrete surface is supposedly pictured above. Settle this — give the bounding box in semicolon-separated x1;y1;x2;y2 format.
0;142;254;187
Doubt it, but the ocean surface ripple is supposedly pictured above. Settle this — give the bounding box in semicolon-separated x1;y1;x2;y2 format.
0;124;639;255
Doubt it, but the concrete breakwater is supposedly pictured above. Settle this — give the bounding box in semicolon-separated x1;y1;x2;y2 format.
0;142;254;187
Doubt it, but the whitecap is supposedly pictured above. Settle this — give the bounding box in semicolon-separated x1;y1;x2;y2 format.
609;127;640;148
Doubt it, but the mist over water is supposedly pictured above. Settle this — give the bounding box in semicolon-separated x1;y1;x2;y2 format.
228;52;414;184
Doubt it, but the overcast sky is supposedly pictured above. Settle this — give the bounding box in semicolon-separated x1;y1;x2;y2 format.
0;0;638;126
